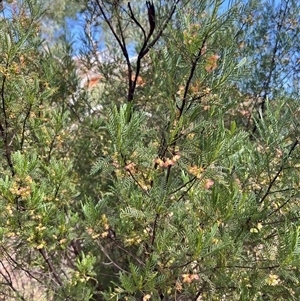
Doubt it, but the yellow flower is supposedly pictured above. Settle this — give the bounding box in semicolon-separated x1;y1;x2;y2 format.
143;294;151;301
36;240;46;249
6;232;16;237
59;238;67;245
101;231;108;238
250;223;263;233
266;274;280;286
212;238;219;244
6;205;13;215
257;223;263;230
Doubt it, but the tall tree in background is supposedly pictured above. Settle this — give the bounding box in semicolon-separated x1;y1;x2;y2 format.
231;0;300;131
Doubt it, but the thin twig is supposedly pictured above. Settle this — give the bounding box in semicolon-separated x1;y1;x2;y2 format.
38;248;63;287
267;193;296;217
126;168;151;197
0;62;14;175
20;103;32;151
180;36;208;117
96;240;129;273
151;213;159;247
259;139;298;203
113;241;145;267
128;2;146;40
2;246;44;286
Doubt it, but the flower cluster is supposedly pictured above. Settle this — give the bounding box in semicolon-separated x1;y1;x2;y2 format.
188;165;204;178
205;54;220;72
266;274;280;286
9;175;33;198
154;154;180;168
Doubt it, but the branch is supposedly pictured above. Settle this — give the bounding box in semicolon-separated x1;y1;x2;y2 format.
263;216;299;226
129;1;178;103
0;62;14;176
170;176;197;195
117;15;134;102
259;139;298;203
95;0;129;60
96;240;129;273
1;246;44;286
0;260;12;286
175;177;198;203
146;1;155;38
193;290;203;301
126;168;150;197
150;213;159;247
1;62;9;131
128;2;146;40
225;264;280;270
0;260;26;301
180;36;208;117
38;248;63;287
267;192;297;217
113;240;145;267
143;1;179;56
46;133;57;162
20;103;32;151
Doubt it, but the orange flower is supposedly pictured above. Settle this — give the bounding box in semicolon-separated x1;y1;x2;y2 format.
204;179;214;189
155;154;180;168
154;157;164;168
188;165;204;178
164;158;175;168
205;54;220;72
182;274;200;283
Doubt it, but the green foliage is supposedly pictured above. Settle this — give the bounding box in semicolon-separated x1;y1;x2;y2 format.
0;1;85;299
1;0;300;300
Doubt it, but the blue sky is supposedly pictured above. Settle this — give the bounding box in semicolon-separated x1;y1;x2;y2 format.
66;0;242;55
